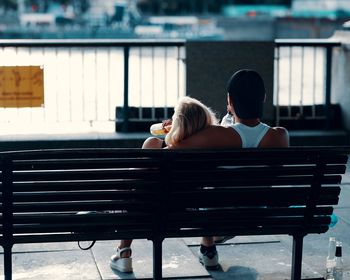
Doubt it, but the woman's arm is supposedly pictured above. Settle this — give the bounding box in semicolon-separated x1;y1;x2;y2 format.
169;125;241;149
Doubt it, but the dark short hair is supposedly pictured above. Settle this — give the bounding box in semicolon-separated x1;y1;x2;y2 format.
226;69;265;119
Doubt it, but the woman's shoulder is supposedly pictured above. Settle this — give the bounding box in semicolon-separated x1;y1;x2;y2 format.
198;125;242;147
204;125;241;138
172;125;241;149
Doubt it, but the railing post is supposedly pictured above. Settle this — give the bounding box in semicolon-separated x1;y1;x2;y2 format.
152;237;163;280
2;156;14;280
4;245;13;280
291;234;304;280
275;46;280;126
324;46;333;130
122;46;130;132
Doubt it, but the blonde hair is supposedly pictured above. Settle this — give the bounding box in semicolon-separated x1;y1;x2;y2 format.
165;96;218;146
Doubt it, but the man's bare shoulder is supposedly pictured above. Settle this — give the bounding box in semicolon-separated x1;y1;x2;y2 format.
271;126;289;137
263;126;289;147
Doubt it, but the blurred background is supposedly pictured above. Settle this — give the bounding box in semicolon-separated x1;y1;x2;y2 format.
0;0;349;40
0;1;350;145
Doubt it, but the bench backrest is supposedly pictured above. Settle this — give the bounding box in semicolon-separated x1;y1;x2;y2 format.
0;147;348;246
1;149;165;245
162;147;349;238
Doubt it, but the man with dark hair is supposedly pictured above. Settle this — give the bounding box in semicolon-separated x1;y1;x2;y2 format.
173;69;288;150
227;69;265;119
110;69;289;272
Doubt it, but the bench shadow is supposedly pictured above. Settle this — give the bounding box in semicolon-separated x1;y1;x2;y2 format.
210;265;258;280
110;268;137;279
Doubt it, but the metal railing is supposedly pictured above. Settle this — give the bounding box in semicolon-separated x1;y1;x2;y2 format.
0;38;343;134
0;39;186;134
274;39;341;129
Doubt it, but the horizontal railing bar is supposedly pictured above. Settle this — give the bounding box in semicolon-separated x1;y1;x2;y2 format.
0;38;342;133
0;38;339;48
278;116;327;120
275;39;341;47
0;39;186;48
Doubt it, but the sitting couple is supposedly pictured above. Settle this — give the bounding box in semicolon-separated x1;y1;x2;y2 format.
110;69;289;272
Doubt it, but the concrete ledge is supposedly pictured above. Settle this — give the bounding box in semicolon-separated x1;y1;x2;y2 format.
289;130;350;146
0;129;348;152
0;132;150;151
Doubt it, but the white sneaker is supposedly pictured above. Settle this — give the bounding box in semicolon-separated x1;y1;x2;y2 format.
110;247;133;273
198;248;219;270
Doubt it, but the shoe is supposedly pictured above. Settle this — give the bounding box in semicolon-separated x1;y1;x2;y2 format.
214;236;235;244
110;247;133;273
198;246;219;270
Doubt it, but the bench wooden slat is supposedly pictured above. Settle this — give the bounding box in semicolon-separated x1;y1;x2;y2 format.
168;206;334;218
167;198;339;208
172;175;343;188
12;211;151;221
168;187;340;207
12;222;154;234
12;231;153;244
13;180;159;191
12;200;155;212
13;158;161;170
10;187;338;202
12;190;157;202
170;185;340;194
7;148;166;160
168;150;348;163
12;158;348;172
164;225;331;238
11;218;327;235
13;169;161;181
11;206;334;224
170;155;349;166
171;165;346;177
166;216;331;228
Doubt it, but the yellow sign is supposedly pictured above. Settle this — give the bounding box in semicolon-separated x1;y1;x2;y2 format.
0;66;44;108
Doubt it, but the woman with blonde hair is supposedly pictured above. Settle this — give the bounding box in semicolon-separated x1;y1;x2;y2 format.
165;96;218;147
143;96;218;150
110;96;218;273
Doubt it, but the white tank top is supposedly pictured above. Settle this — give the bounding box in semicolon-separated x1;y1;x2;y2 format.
229;122;270;148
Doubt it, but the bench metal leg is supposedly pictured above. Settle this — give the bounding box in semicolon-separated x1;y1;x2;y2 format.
4;244;13;280
291;234;304;280
152;237;163;280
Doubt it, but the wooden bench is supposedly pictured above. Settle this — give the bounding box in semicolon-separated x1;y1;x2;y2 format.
0;147;349;280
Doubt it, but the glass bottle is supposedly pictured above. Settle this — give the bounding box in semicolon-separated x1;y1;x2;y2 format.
334;241;343;280
325;260;336;280
327;237;336;262
220;112;233;126
325;237;336;280
150;120;172;136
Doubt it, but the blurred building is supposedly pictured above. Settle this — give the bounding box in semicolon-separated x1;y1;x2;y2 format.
292;0;350;18
84;0;140;27
0;0;349;39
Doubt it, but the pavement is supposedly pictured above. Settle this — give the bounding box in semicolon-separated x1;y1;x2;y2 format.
0;153;349;280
